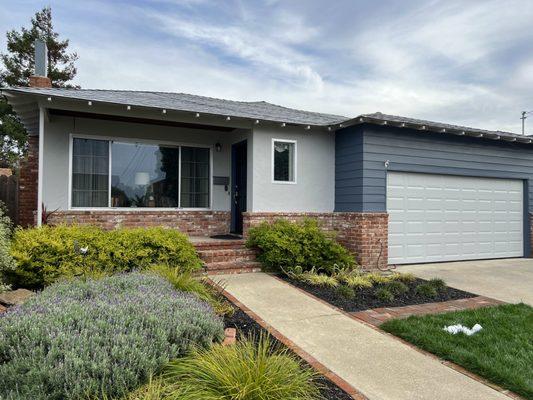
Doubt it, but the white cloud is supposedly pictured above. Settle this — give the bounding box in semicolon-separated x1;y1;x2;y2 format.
1;0;533;133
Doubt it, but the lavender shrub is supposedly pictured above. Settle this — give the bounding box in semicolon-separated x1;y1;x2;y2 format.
0;272;224;399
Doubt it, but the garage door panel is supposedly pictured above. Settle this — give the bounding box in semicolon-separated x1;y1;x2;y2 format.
387;172;523;264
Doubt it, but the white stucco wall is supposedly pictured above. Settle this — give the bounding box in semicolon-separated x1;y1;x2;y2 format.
250;125;335;212
42;115;248;211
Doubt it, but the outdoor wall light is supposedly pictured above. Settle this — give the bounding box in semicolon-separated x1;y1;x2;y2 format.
215;142;222;152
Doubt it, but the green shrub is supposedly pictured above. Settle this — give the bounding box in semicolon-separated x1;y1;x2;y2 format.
149;264;233;316
0;203;15;293
415;283;438;298
385;281;409;296
246;219;355;274
375;287;395;302
336;285;355;300
428;277;446;292
9;225;202;288
0;272;223;400
164;335;321;400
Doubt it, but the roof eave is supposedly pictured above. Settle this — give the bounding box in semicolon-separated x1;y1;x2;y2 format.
2;88;339;131
338;115;532;145
1;89;40;135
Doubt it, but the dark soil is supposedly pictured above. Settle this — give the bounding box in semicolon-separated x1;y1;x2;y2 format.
223;307;354;400
280;276;477;313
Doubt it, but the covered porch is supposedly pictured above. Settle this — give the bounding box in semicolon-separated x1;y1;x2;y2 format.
3;89;254;235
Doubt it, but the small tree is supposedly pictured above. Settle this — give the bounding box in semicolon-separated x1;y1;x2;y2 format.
0;6;79;168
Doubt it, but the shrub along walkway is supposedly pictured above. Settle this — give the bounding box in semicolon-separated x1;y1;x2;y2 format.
217;272;511;400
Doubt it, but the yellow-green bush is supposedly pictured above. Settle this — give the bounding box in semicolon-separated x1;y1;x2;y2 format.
9;225;202;288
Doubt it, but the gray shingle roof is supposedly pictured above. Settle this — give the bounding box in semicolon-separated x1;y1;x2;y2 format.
2;87;348;126
3;87;531;145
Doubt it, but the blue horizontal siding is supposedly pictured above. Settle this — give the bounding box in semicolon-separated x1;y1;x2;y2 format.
335;124;533;211
334;123;533;255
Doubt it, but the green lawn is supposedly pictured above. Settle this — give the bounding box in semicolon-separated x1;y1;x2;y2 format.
381;303;533;399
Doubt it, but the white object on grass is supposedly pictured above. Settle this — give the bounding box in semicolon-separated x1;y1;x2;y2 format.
443;323;483;336
79;246;89;255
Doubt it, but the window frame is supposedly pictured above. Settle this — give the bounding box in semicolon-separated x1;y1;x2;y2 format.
271;138;297;184
68;133;213;211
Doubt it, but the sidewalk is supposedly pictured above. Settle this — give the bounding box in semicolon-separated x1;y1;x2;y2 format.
217;272;510;400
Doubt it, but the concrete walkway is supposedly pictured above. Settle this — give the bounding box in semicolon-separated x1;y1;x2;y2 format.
399;258;533;305
219;272;509;400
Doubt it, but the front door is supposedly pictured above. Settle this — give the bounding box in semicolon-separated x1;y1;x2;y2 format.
231;140;247;234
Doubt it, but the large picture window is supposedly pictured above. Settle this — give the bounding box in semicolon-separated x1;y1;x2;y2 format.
272;139;296;183
71;137;210;209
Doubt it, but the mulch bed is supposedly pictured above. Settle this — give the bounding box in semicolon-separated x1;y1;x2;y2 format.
280;276;477;313
223;307;354;400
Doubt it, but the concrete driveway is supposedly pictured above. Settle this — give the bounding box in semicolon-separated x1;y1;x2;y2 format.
399;258;533;305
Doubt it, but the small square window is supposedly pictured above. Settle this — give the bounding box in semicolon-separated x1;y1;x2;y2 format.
272;140;296;183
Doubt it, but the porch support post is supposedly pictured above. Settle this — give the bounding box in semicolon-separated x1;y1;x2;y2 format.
36;106;44;227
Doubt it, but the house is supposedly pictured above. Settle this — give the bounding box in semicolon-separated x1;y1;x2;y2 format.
3;43;533;269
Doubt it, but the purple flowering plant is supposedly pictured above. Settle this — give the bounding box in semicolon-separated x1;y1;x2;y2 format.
0;272;224;399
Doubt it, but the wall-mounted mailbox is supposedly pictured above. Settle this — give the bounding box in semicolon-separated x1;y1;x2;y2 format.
214;176;230;192
213;176;229;186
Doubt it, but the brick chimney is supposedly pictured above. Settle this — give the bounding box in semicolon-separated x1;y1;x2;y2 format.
29;40;52;88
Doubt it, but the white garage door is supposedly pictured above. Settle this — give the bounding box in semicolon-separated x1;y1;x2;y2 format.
387;172;523;264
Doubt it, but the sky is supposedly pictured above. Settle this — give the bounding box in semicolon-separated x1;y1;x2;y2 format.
1;0;533;133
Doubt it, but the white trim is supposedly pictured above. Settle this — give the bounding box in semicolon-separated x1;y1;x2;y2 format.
209;145;214;209
37;107;45;226
108;140;112;207
68;133;213;211
178;146;182;209
67;131;73;210
271;138;297;184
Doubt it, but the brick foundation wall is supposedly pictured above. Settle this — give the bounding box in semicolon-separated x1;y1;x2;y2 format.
242;212;389;269
47;210;231;236
18;136;39;227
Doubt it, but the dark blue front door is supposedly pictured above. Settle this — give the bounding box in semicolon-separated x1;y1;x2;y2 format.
231;140;247;234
